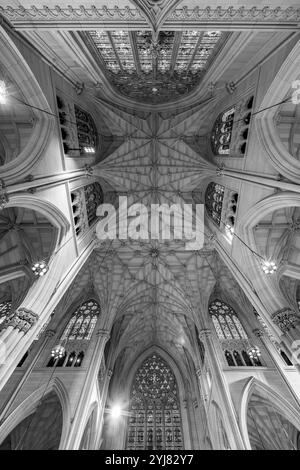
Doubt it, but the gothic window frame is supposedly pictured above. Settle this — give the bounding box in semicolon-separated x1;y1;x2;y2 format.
205;182;239;237
211;95;254;157
74;105;98;155
209;299;262;367
211;107;235;155
60;299;100;342
126;353;184;451
205;182;225;226
47;299;100;368
71;182;103;236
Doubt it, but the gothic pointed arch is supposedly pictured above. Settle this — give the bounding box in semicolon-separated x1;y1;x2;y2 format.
0;377;70;449
239;377;300;450
126;352;184;450
256;41;300;183
0;26;54;182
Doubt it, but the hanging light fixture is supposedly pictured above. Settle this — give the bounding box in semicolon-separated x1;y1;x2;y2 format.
219;219;278;275
0;81;7;104
261;260;277;275
31;261;49;277
247;346;261;361
50;344;65;360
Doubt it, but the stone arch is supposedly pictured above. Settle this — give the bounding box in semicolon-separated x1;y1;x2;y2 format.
0;26;54;182
0;377;70;449
239;377;300;450
237;191;300;317
255;40;300;183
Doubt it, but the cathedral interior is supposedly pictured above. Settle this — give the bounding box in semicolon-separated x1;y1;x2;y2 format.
0;0;300;451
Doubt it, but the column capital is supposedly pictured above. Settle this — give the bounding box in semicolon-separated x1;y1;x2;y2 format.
199;329;212;341
1;307;38;334
96;328;110;340
216;167;224;177
84;164;93;177
45;329;56;338
0;179;9;210
252;328;265;338
271;308;300;333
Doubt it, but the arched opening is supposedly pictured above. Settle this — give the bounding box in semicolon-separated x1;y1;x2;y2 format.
0;392;63;450
247;391;300;450
126;353;184;451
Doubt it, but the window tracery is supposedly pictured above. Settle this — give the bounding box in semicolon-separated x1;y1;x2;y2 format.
74;105;98;154
209;300;262;367
211;95;254;157
126;354;183;451
47;299;100;368
71;182;103;236
56;95;98;156
205;183;238;234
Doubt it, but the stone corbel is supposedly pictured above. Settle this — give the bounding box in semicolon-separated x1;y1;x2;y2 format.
2;307;39;334
271;308;300;333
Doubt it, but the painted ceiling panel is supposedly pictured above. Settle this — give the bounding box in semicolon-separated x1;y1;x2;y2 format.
84;29;226;103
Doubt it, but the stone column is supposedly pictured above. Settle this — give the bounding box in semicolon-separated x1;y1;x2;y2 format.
0;308;38;361
96;368;113;449
0;329;56;424
64;328;110;449
5;166;93;195
218;167;300;194
199;329;245;450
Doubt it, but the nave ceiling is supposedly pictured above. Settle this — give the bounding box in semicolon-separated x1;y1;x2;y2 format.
1;0;300;381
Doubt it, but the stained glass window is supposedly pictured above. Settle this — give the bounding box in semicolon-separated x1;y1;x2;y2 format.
71;182;103;236
205;182;225;226
61;300;100;342
209;300;247;340
209;300;261;367
47;300;100;368
0;301;12;325
74;106;98;154
211;107;235;155
126;354;183;451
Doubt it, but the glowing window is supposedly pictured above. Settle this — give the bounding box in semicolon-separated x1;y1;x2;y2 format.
126;354;183;451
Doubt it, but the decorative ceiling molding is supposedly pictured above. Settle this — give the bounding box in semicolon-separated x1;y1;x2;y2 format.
1;5;299;30
130;0;183;33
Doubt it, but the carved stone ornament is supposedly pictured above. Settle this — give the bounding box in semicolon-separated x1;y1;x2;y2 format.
199;329;212;341
252;328;265;338
271;308;300;333
0;179;9;210
1;307;39;334
1;6;298;26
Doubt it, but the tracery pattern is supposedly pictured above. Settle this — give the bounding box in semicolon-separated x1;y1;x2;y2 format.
126;354;183;450
86;30;224;103
0;301;12;325
61;299;100;342
74;106;98;154
211;107;235;155
209;300;262;367
205;182;224;226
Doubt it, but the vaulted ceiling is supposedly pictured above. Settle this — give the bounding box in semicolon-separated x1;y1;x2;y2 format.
1;0;299;376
